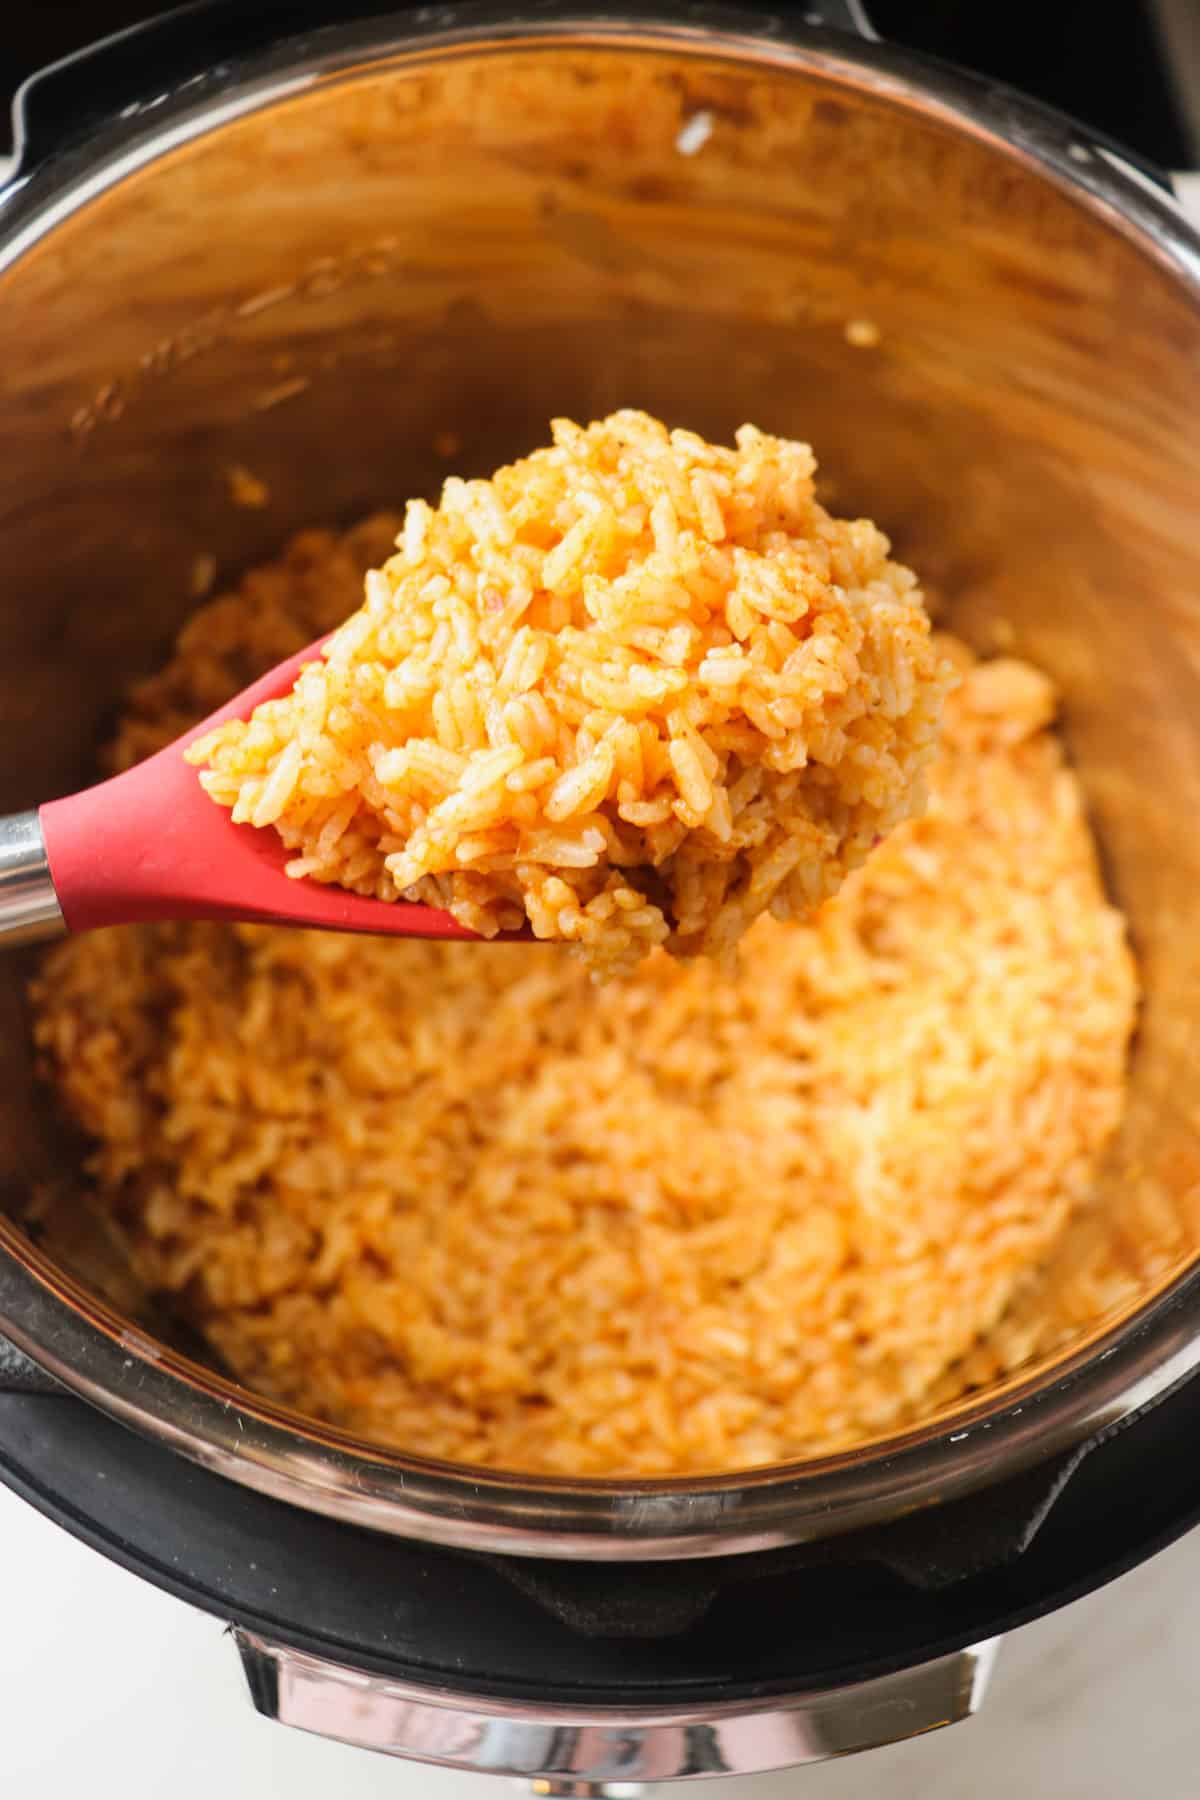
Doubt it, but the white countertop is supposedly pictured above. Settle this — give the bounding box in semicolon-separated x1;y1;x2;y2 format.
4;1476;1197;1800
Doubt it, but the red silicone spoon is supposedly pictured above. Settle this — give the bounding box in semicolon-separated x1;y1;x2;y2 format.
0;637;498;950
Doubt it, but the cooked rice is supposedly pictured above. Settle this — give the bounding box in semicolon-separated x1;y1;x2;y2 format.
31;519;1136;1476
188;412;952;973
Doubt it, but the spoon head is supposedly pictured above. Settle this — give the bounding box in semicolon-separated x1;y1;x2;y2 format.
42;637;526;943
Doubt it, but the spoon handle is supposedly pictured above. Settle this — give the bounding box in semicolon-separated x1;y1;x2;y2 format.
0;812;65;948
0;635;500;949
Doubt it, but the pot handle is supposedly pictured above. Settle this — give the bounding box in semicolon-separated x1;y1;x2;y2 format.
807;0;877;35
9;0;448;177
234;1626;999;1784
9;2;260;177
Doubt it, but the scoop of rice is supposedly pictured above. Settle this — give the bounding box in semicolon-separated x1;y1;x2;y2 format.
188;412;952;971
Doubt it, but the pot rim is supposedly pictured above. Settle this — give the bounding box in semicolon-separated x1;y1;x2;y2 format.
4;1;1200;1560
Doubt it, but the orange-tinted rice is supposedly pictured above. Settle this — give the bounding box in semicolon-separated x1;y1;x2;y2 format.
31;510;1137;1475
188;413;951;973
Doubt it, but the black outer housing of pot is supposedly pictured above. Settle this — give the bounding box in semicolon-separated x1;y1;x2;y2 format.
2;1346;1200;1703
0;0;1197;1711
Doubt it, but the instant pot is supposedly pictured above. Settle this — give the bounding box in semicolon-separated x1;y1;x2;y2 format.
2;1;1200;1788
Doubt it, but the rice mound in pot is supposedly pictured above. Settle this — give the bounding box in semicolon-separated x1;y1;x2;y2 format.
31;501;1137;1476
187;412;952;973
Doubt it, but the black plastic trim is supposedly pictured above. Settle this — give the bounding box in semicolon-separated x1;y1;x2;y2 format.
0;1371;1199;1706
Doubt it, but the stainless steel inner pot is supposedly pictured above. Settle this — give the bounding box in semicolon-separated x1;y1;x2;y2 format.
2;5;1199;1561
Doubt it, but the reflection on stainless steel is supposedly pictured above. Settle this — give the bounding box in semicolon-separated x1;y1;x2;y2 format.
0;812;63;948
234;1629;1000;1780
1174;171;1200;229
0;8;1199;1559
526;1783;647;1797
